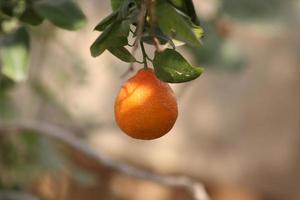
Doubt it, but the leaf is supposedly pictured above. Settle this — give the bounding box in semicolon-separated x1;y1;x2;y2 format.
118;0;137;20
108;46;136;63
0;91;16;119
0;27;30;82
156;2;202;46
167;0;200;25
90;20;130;57
20;6;44;25
153;49;204;83
33;0;87;30
111;0;122;11
94;11;118;31
142;26;171;45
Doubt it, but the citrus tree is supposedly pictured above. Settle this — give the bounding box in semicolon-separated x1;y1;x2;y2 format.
0;0;206;190
1;0;206;140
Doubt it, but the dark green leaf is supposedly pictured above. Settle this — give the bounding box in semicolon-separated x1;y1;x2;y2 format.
108;46;136;63
0;91;16;119
0;27;30;82
153;49;203;83
33;0;87;30
94;11;118;31
156;2;202;46
167;0;200;25
20;7;44;25
118;0;137;20
90;20;130;57
142;26;171;45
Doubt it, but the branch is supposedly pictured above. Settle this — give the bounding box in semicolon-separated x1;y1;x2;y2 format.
0;121;210;200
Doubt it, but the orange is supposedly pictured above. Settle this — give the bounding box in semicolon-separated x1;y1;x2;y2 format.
114;68;178;140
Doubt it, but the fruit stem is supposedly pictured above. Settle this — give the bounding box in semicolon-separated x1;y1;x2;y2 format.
140;41;148;69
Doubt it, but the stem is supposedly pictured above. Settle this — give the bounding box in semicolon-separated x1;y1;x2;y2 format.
140;41;148;69
146;55;154;62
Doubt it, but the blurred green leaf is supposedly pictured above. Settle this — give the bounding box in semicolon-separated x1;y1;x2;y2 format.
111;0;122;11
223;0;286;19
153;49;203;83
156;2;202;46
0;75;15;90
33;0;87;30
0;27;30;82
189;22;245;71
20;6;44;25
0;0;25;17
0;90;16;119
108;46;136;63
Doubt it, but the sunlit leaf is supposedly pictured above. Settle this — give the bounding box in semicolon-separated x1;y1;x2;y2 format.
153;49;204;83
156;2;202;46
1;27;30;82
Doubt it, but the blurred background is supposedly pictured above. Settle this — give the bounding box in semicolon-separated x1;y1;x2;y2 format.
1;0;300;200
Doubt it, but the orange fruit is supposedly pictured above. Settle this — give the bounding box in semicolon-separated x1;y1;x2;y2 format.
114;68;178;140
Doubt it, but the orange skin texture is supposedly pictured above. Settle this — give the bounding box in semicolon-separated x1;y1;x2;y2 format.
115;68;178;140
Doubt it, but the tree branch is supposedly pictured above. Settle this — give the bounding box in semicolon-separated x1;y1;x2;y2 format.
0;121;210;200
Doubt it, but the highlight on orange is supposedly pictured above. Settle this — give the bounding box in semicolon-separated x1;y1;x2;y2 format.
114;68;178;140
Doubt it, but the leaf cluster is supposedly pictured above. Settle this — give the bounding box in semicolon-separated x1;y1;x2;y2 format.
0;0;87;82
91;0;205;83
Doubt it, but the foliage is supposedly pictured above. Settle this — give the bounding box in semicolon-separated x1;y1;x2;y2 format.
91;0;205;83
0;0;88;190
0;0;87;82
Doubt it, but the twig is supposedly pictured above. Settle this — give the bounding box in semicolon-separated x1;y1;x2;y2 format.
140;41;148;69
0;121;210;200
122;0;148;77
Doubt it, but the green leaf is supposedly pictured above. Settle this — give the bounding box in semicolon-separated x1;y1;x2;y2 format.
90;20;130;57
20;7;44;25
0;90;16;119
156;2;202;46
0;27;30;82
167;0;200;25
33;0;87;30
153;49;204;83
108;46;136;63
111;0;122;11
118;0;137;20
94;11;118;31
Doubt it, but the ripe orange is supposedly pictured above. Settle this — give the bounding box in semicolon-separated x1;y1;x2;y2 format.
114;68;178;140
